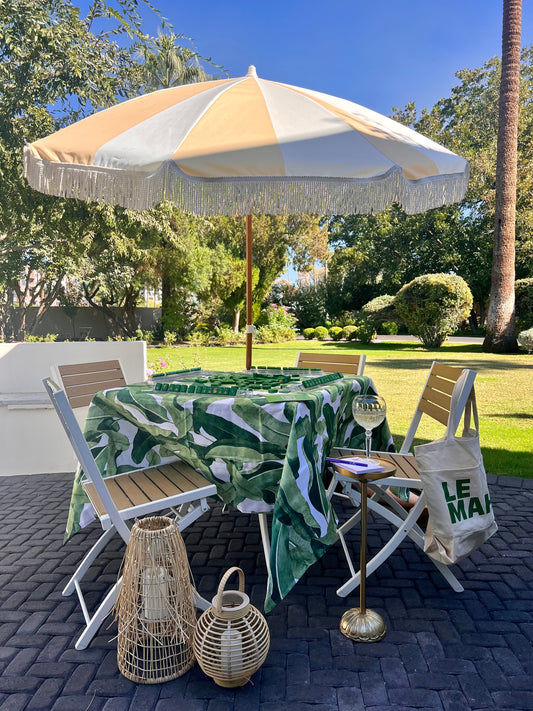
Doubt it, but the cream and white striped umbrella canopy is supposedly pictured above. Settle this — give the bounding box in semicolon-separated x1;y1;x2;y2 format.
24;66;469;216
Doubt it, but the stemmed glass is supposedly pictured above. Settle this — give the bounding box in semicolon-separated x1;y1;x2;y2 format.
352;394;386;460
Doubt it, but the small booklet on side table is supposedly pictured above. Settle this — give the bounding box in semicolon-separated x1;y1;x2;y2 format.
326;456;386;475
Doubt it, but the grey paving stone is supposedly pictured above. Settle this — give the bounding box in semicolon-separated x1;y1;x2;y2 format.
388;687;443;708
0;694;32;711
26;679;65;711
0;471;531;710
359;671;388;706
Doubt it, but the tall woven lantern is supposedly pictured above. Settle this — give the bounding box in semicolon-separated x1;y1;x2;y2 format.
193;567;270;687
115;516;196;683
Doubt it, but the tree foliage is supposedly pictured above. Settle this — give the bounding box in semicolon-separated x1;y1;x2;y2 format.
325;46;533;325
394;273;473;348
0;0;163;338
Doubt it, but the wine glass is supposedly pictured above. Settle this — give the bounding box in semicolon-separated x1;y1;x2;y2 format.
352;394;386;460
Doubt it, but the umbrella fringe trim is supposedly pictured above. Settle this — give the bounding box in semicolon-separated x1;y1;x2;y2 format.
24;146;469;215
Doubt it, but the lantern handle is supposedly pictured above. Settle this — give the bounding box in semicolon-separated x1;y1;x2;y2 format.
215;567;245;614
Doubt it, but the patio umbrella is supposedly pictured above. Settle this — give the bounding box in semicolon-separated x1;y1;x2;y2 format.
24;66;469;368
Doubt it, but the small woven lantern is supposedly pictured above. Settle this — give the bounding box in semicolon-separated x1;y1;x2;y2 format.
193;567;270;688
115;516;196;683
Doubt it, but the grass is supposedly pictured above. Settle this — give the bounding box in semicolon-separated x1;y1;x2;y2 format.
147;339;533;479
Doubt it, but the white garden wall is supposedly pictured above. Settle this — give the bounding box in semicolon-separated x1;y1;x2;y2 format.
0;341;146;475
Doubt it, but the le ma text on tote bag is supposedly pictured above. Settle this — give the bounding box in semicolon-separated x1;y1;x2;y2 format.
414;372;497;565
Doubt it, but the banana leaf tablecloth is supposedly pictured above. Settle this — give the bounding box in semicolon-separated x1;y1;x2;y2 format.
65;372;393;611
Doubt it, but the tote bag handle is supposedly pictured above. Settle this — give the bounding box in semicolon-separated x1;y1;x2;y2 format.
446;370;478;440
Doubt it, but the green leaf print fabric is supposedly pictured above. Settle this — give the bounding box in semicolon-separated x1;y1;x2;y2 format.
64;374;393;611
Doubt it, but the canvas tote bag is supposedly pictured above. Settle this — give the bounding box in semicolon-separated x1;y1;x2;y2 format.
414;372;497;565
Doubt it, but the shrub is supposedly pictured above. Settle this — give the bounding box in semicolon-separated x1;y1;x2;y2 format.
302;328;316;340
24;333;58;342
163;330;177;347
331;311;357;327
257;303;297;329
356;317;377;344
381;321;399;335
328;326;344;341
361;294;396;324
255;303;298;342
213;325;245;345
394;273;473;349
314;326;329;341
515;278;533;332
256;324;296;343
135;328;154;345
188;330;211;346
517;327;533;354
342;325;359;340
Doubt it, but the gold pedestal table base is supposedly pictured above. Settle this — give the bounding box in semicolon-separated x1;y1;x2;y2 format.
333;457;396;643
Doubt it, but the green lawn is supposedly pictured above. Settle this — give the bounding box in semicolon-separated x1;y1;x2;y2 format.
147;340;533;479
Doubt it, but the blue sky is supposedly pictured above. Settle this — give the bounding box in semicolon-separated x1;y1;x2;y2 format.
117;0;533;116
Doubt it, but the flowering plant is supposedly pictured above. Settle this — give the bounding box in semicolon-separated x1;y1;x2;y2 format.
257;303;297;329
146;357;168;378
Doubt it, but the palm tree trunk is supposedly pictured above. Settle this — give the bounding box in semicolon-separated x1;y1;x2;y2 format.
483;0;521;353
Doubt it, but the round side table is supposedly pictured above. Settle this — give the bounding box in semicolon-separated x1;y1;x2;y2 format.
333;457;396;643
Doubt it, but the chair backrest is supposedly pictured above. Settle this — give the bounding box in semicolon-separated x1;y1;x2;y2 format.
54;360;126;409
43;376;131;540
296;351;366;376
401;361;477;454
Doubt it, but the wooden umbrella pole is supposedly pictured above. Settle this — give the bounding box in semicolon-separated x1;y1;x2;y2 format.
245;214;253;371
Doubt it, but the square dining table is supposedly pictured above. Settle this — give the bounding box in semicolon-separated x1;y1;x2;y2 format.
65;368;393;611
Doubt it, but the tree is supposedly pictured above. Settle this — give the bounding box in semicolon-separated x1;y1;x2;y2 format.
483;0;522;353
0;0;160;339
136;30;220;91
135;31;224;333
326;41;533;326
199;214;326;332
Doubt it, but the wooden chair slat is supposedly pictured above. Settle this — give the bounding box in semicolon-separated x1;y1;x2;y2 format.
128;470;172;500
430;362;465;380
58;360;123;377
165;461;211;490
296;352;363;376
115;475;151;507
142;467;186;497
298;352;362;364
62;372;126;389
426;372;456;396
82;481;106;517
63;378;127;399
421;386;452;411
418;398;450;426
105;478;134;511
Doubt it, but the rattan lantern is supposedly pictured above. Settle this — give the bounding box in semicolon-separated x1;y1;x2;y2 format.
115;516;197;683
193;567;270;688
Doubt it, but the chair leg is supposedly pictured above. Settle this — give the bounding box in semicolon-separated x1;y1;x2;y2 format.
335;490;464;596
169;497;211;531
75;576;122;650
336;493;427;597
69;497;212;649
63;526;117;597
258;513;272;576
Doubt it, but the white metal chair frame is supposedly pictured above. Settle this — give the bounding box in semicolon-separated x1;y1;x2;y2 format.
44;375;217;649
327;362;477;597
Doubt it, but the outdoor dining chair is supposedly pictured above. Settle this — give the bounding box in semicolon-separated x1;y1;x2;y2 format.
43;362;217;650
327;361;477;597
296;351;366;376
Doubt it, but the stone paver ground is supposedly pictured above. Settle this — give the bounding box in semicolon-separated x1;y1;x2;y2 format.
0;471;532;711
